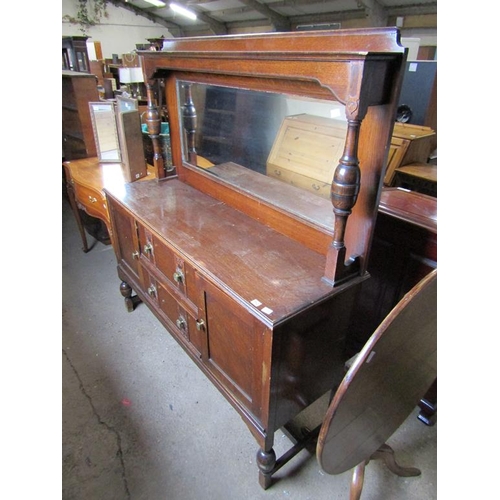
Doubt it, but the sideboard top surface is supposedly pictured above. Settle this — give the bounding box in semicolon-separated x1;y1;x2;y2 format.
105;178;346;324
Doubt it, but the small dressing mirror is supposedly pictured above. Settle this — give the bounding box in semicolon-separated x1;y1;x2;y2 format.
89;102;121;162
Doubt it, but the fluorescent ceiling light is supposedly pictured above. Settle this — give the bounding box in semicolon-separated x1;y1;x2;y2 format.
144;0;166;7
170;2;197;20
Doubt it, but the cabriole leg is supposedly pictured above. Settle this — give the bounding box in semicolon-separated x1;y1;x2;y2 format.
372;444;421;477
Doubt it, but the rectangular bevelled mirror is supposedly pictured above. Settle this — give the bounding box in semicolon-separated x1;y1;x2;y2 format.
177;81;348;208
89;102;121;162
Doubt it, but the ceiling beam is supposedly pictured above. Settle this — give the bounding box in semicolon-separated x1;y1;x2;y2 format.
238;0;290;31
109;0;185;36
386;5;437;16
186;5;228;35
111;0;227;36
267;0;347;8
288;10;365;26
357;0;388;27
109;0;437;38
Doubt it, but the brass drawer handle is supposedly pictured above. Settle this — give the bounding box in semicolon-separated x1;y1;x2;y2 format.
274;169;281;176
173;270;184;284
147;284;157;297
196;319;205;331
176;317;186;330
312;184;320;191
88;195;97;203
132;251;139;260
144;242;153;254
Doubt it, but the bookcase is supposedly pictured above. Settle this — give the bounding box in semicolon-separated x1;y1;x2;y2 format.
62;70;99;160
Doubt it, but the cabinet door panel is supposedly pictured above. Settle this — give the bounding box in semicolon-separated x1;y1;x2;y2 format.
108;200;140;279
197;275;269;423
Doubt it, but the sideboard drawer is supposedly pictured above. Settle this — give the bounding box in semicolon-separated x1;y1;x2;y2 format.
73;182;107;221
137;224;197;302
157;280;204;358
141;264;204;359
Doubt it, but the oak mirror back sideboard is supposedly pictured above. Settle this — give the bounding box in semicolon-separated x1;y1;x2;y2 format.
103;28;407;489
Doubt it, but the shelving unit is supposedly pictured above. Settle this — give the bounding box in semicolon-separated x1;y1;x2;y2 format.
199;86;237;164
62;36;91;73
62;70;99;160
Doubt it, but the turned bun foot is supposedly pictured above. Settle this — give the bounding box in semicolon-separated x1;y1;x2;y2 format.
256;447;276;490
119;281;141;312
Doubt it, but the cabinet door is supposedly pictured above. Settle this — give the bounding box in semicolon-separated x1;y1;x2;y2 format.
195;273;270;424
108;199;140;280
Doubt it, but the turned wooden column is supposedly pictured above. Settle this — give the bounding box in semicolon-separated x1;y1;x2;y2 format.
144;81;166;179
182;83;198;165
323;117;362;286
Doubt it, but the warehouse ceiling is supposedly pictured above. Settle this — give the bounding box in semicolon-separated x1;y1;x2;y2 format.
110;0;437;37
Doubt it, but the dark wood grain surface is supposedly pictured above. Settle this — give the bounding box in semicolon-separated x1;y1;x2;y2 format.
317;269;437;474
106;178;338;324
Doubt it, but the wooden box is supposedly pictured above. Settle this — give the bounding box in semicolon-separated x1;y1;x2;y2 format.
266;114;347;199
116;109;148;183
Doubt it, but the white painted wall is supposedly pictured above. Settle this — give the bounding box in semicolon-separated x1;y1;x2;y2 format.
62;0;172;59
401;37;421;61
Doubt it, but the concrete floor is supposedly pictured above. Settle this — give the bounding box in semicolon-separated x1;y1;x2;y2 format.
62;194;437;500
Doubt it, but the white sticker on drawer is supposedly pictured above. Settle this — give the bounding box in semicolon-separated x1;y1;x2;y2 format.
251;299;262;307
261;307;273;315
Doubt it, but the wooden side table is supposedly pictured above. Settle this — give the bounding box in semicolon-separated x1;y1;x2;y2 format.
63;157;156;252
